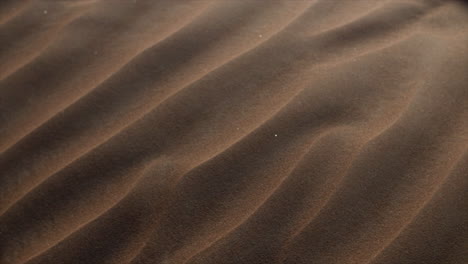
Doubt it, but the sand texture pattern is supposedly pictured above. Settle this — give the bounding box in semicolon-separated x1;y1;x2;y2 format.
1;0;468;263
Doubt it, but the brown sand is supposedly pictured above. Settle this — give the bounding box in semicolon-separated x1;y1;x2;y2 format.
0;0;467;263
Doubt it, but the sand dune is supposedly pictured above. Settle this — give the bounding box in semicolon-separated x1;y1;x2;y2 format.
0;0;467;263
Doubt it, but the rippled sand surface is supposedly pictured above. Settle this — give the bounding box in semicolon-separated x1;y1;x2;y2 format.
1;1;467;263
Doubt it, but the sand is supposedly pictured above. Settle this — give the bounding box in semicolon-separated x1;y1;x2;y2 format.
0;0;467;263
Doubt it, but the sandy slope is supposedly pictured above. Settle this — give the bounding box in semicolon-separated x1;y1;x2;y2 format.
0;0;467;263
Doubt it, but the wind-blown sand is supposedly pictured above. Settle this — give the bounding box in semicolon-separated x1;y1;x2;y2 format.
0;0;467;263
